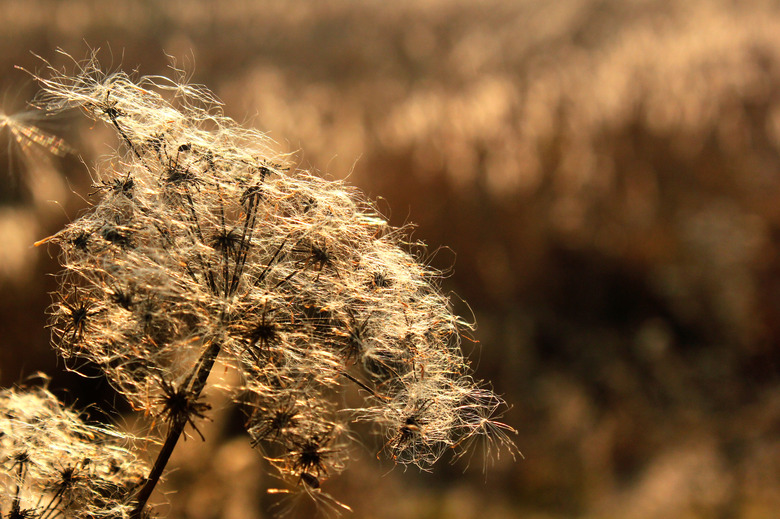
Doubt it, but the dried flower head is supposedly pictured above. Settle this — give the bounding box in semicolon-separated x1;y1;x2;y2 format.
31;50;517;515
0;385;146;519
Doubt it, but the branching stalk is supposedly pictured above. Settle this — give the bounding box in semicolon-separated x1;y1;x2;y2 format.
130;341;221;518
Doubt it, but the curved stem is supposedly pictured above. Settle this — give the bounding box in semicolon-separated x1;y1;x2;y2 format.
130;340;221;519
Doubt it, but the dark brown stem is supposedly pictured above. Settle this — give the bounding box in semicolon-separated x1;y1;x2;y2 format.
130;340;221;519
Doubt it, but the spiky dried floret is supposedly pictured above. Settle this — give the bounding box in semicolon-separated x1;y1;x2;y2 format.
449;386;522;470
32;51;516;513
0;385;146;519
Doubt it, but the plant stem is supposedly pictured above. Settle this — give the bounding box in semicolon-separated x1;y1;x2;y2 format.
130;340;221;519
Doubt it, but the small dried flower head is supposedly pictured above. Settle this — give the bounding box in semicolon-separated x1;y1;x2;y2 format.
0;384;146;519
32;50;516;513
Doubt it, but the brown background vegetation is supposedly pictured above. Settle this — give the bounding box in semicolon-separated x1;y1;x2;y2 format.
1;1;779;518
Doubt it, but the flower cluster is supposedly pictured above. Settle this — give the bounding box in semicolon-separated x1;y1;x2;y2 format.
32;53;515;515
0;385;146;519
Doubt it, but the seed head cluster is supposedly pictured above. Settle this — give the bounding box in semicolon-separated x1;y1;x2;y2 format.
29;53;516;514
0;385;146;519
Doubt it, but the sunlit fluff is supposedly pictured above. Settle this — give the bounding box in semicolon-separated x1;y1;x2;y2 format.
31;51;517;516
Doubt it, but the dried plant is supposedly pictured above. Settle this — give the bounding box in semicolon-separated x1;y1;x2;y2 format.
3;51;517;517
0;383;147;519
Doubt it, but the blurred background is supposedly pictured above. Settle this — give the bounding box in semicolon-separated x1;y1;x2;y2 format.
1;0;779;518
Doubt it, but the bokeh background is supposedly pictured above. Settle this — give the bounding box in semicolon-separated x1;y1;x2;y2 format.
1;1;779;518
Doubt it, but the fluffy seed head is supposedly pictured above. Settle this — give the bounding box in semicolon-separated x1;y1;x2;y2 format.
0;385;146;519
33;51;517;510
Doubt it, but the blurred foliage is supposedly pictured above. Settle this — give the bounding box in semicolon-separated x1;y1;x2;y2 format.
1;0;779;518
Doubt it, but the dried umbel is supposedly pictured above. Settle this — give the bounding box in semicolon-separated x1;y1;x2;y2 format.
0;385;146;519
33;52;516;515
